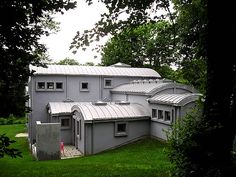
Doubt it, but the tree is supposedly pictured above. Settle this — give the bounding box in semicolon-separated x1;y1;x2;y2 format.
101;21;175;68
54;58;80;65
0;0;76;117
72;0;236;176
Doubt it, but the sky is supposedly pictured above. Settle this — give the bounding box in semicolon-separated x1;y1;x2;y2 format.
40;1;108;65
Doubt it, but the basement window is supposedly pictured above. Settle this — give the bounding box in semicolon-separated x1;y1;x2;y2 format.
115;122;128;137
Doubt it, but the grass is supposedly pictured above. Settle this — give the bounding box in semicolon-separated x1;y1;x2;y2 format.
0;124;172;177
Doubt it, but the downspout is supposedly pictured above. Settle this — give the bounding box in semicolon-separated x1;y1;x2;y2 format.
30;77;34;145
99;76;103;100
66;75;68;99
91;121;94;154
84;120;86;155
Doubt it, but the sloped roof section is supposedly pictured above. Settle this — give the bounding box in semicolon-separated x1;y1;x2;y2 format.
111;80;197;96
148;93;202;106
72;102;150;121
30;65;160;78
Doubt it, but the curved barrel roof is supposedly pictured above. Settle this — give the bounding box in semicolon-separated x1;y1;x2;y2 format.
47;102;80;115
72;102;150;121
148;93;202;106
111;80;197;96
30;65;161;78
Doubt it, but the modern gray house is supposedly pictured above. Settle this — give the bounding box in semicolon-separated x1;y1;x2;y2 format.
27;63;201;158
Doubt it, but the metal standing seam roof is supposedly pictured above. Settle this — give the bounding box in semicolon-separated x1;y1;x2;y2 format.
111;81;197;96
30;65;161;78
148;93;202;106
47;102;80;115
71;102;150;121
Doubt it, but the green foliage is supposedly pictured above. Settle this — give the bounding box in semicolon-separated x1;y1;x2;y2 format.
166;103;207;177
101;21;175;68
0;0;76;117
0;134;22;158
0;117;26;125
54;58;80;65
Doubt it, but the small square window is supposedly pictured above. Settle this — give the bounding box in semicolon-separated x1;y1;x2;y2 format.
82;82;88;89
37;82;45;89
80;81;89;91
47;82;54;89
61;118;70;129
104;78;112;88
158;110;163;120
165;111;171;121
115;122;128;137
56;82;63;89
117;123;126;133
152;109;157;118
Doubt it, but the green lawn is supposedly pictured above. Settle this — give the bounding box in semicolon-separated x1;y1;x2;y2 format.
0;124;172;177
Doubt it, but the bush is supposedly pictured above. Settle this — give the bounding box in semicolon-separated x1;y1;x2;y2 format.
0;116;26;125
166;105;208;177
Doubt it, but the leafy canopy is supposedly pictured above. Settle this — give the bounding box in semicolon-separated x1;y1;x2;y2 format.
0;0;76;117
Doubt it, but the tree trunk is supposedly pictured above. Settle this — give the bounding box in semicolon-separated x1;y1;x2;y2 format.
204;1;236;175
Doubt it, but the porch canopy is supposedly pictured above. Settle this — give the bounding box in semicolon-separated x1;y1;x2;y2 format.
71;102;150;122
47;102;80;116
147;93;202;106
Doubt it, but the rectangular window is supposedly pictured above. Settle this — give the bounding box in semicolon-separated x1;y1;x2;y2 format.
152;109;157;118
115;122;128;137
172;110;174;122
37;82;45;89
47;82;54;89
77;120;81;139
165;111;171;121
61;117;71;129
36;81;63;91
80;81;89;92
104;78;112;88
158;110;164;120
56;82;63;89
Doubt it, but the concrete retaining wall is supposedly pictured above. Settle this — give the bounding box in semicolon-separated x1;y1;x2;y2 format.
36;121;61;160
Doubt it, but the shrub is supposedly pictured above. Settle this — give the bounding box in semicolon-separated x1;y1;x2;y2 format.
166;105;208;177
0;117;26;125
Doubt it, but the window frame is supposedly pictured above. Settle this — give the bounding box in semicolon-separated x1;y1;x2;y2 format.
47;82;54;90
56;82;63;90
104;78;113;88
114;122;128;137
77;120;81;140
80;81;89;92
60;117;71;129
37;82;46;90
158;110;164;120
164;111;171;122
152;109;157;118
36;81;64;92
